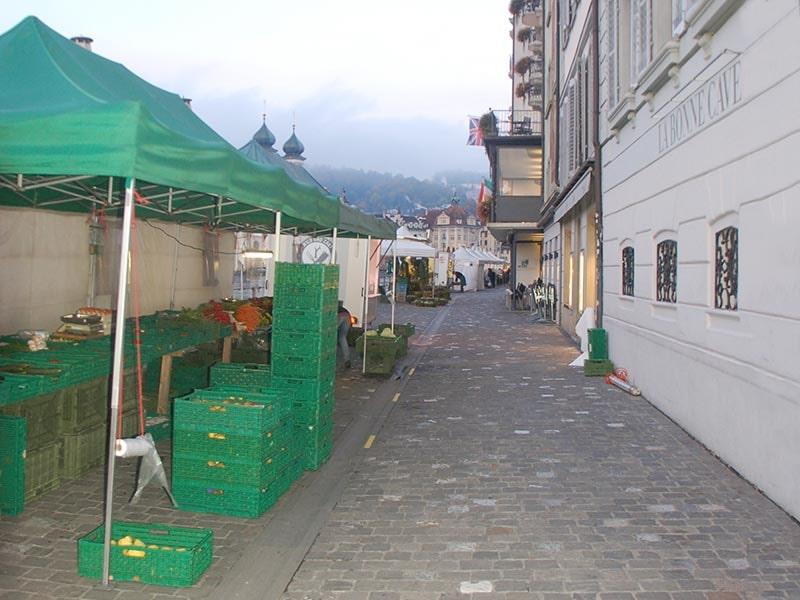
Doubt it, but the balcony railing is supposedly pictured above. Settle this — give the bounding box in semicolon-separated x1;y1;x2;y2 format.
483;110;542;137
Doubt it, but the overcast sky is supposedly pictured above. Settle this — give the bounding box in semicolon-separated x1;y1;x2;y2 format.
3;1;513;179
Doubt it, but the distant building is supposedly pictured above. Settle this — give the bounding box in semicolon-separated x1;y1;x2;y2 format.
425;198;481;254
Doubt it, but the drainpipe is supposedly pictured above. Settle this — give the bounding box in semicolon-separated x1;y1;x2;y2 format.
592;0;603;328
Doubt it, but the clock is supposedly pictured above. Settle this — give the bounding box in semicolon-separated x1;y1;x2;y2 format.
300;238;333;264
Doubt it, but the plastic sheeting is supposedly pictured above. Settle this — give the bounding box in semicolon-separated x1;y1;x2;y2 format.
0;206;234;333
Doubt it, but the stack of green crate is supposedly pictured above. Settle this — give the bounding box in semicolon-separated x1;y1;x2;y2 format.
0;415;26;515
60;372;140;480
171;387;300;518
1;388;63;501
271;262;339;471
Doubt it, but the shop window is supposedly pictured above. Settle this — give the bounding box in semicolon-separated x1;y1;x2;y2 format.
622;246;634;296
714;226;738;310
656;239;677;303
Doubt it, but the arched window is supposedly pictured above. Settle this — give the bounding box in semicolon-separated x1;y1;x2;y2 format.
622;246;634;296
715;226;738;310
656;240;677;303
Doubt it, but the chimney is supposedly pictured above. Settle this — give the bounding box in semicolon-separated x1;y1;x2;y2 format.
70;36;93;51
182;98;193;110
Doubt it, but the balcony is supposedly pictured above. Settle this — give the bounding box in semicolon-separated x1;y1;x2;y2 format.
492;195;543;223
481;109;542;138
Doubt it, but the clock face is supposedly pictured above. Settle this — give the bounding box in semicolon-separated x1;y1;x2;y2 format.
301;240;332;264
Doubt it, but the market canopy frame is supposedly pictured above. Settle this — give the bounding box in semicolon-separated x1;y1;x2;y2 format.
0;16;344;234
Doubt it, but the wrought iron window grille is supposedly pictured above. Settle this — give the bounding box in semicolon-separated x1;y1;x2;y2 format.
656;240;677;303
715;226;738;310
622;246;634;297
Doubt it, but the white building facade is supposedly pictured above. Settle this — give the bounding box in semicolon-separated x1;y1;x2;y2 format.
542;0;600;336
599;0;800;518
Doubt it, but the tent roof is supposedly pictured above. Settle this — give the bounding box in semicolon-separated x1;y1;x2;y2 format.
453;247;504;264
0;16;342;233
381;237;436;258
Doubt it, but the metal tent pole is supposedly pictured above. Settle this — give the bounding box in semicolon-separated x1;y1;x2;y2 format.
390;241;396;334
361;236;371;374
169;223;181;309
274;211;282;263
331;227;338;264
102;177;136;587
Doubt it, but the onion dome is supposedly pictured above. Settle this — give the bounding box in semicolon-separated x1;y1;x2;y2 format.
253;115;277;152
282;125;305;161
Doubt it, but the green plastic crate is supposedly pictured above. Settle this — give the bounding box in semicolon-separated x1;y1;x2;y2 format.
25;440;61;501
0;373;45;405
61;420;105;479
209;362;271;388
271;352;336;380
206;386;293;420
275;262;339;289
78;521;213;586
584;359;614;377
292;393;335;424
0;415;26;515
355;335;399;377
173;427;276;461
173;478;280;518
303;440;332;471
297;417;333;447
1;391;62;448
173;390;279;434
271;329;337;357
172;453;278;486
61;378;107;433
271;375;335;404
273;286;338;311
271;309;337;335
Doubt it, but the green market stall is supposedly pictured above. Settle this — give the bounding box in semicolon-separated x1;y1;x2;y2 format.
0;15;374;585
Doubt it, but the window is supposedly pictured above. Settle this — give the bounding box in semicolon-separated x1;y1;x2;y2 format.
622;246;634;296
672;0;700;35
656;239;677;303
631;0;652;83
564;226;573;307
714;226;738;310
607;0;620;107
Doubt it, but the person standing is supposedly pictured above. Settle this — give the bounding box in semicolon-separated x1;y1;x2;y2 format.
337;301;351;368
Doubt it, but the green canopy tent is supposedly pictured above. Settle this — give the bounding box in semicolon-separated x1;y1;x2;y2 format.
0;16;360;585
0;16;340;234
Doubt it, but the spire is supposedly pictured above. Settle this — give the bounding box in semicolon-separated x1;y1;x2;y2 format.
252;112;277;152
282;123;306;162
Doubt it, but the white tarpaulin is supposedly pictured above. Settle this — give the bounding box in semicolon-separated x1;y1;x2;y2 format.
380;233;436;258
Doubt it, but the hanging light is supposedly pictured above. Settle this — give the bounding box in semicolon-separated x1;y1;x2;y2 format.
241;248;274;259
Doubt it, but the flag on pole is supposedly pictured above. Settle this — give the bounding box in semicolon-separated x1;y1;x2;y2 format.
467;116;483;146
478;178;493;203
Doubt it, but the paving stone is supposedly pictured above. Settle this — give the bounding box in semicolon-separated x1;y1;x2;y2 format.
283;291;800;598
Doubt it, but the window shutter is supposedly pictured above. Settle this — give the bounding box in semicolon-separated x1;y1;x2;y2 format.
568;82;576;172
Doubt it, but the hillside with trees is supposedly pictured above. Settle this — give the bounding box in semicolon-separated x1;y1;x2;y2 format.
307;165;483;215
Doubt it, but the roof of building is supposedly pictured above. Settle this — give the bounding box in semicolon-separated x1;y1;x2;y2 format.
253;116;277;152
283;126;305;160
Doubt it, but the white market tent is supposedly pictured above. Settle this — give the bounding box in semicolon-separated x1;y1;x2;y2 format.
380;226;436;258
453;247;505;291
379;226;437;332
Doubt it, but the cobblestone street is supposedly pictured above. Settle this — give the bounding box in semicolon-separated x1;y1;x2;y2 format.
1;291;799;600
284;290;800;599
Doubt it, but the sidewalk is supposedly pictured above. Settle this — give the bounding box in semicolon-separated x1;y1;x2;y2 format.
283;289;800;599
